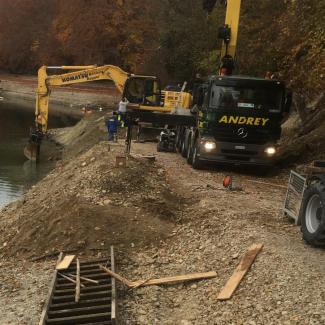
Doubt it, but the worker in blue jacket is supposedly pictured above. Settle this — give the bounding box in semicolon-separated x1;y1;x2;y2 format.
106;112;119;141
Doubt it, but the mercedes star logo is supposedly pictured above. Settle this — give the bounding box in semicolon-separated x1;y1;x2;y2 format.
237;127;248;138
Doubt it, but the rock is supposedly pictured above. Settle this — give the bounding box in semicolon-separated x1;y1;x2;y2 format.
157;169;164;176
81;162;87;167
232;253;239;259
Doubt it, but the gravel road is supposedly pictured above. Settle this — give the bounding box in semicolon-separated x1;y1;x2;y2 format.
118;142;325;325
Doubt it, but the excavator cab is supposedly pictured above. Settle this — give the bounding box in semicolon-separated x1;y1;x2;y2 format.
123;76;161;106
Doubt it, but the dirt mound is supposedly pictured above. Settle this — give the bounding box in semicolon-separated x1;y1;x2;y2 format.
51;112;110;160
0;138;183;259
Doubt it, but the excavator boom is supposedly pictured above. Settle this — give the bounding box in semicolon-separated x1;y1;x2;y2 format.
35;65;161;133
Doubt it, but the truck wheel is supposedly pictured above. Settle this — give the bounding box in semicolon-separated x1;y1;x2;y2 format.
176;131;182;152
181;129;190;158
186;138;193;164
192;141;203;170
300;181;325;246
181;141;187;157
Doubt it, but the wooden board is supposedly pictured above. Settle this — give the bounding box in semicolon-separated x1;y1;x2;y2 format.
132;272;217;287
56;255;75;270
75;258;80;303
217;244;263;301
100;265;217;289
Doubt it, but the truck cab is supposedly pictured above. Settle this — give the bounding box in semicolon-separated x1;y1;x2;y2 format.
178;75;291;169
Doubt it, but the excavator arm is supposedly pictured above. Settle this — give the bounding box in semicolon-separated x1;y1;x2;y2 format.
36;65;133;133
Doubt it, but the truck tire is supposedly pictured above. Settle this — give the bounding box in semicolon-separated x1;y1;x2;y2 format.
181;141;187;157
186;136;193;164
181;130;190;158
300;181;325;246
192;140;203;170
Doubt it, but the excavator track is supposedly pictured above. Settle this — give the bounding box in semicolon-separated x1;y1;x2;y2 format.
39;248;116;325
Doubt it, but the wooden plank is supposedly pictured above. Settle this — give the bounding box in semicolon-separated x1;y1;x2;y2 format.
58;273;85;288
56;255;75;270
217;243;263;301
99;266;134;288
75;258;81;303
132;271;217;288
67;273;99;285
100;265;217;288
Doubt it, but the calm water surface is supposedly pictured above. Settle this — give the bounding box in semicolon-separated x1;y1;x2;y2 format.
0;101;78;208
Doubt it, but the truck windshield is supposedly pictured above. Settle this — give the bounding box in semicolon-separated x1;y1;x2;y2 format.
209;85;283;112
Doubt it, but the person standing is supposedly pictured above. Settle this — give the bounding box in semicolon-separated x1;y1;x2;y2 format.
117;97;128;128
106;112;119;142
118;97;128;113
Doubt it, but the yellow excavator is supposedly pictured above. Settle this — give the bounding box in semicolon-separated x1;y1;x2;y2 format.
25;64;193;160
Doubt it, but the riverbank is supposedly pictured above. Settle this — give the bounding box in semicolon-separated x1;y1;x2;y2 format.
0;73;120;210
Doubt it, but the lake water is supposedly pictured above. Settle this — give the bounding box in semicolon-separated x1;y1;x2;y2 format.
0;101;78;209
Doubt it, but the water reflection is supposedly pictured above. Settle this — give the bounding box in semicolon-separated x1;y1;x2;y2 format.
0;101;78;208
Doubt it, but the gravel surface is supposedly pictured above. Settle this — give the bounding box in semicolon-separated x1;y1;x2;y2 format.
117;143;325;325
0;125;324;324
0;260;54;324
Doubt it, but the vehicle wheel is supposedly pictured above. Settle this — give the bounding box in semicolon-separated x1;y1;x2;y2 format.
186;138;193;164
175;131;182;152
300;181;325;246
181;140;187;157
192;141;203;170
181;130;191;158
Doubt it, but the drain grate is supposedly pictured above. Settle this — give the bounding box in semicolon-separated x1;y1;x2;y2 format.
39;247;116;325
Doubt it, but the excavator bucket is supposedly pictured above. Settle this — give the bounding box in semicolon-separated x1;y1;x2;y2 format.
24;128;43;161
24;142;39;161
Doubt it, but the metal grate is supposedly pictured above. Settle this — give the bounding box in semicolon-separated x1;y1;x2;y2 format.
39;247;116;325
283;170;307;224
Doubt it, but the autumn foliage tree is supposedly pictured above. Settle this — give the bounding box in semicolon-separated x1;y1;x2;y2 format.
0;0;157;73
